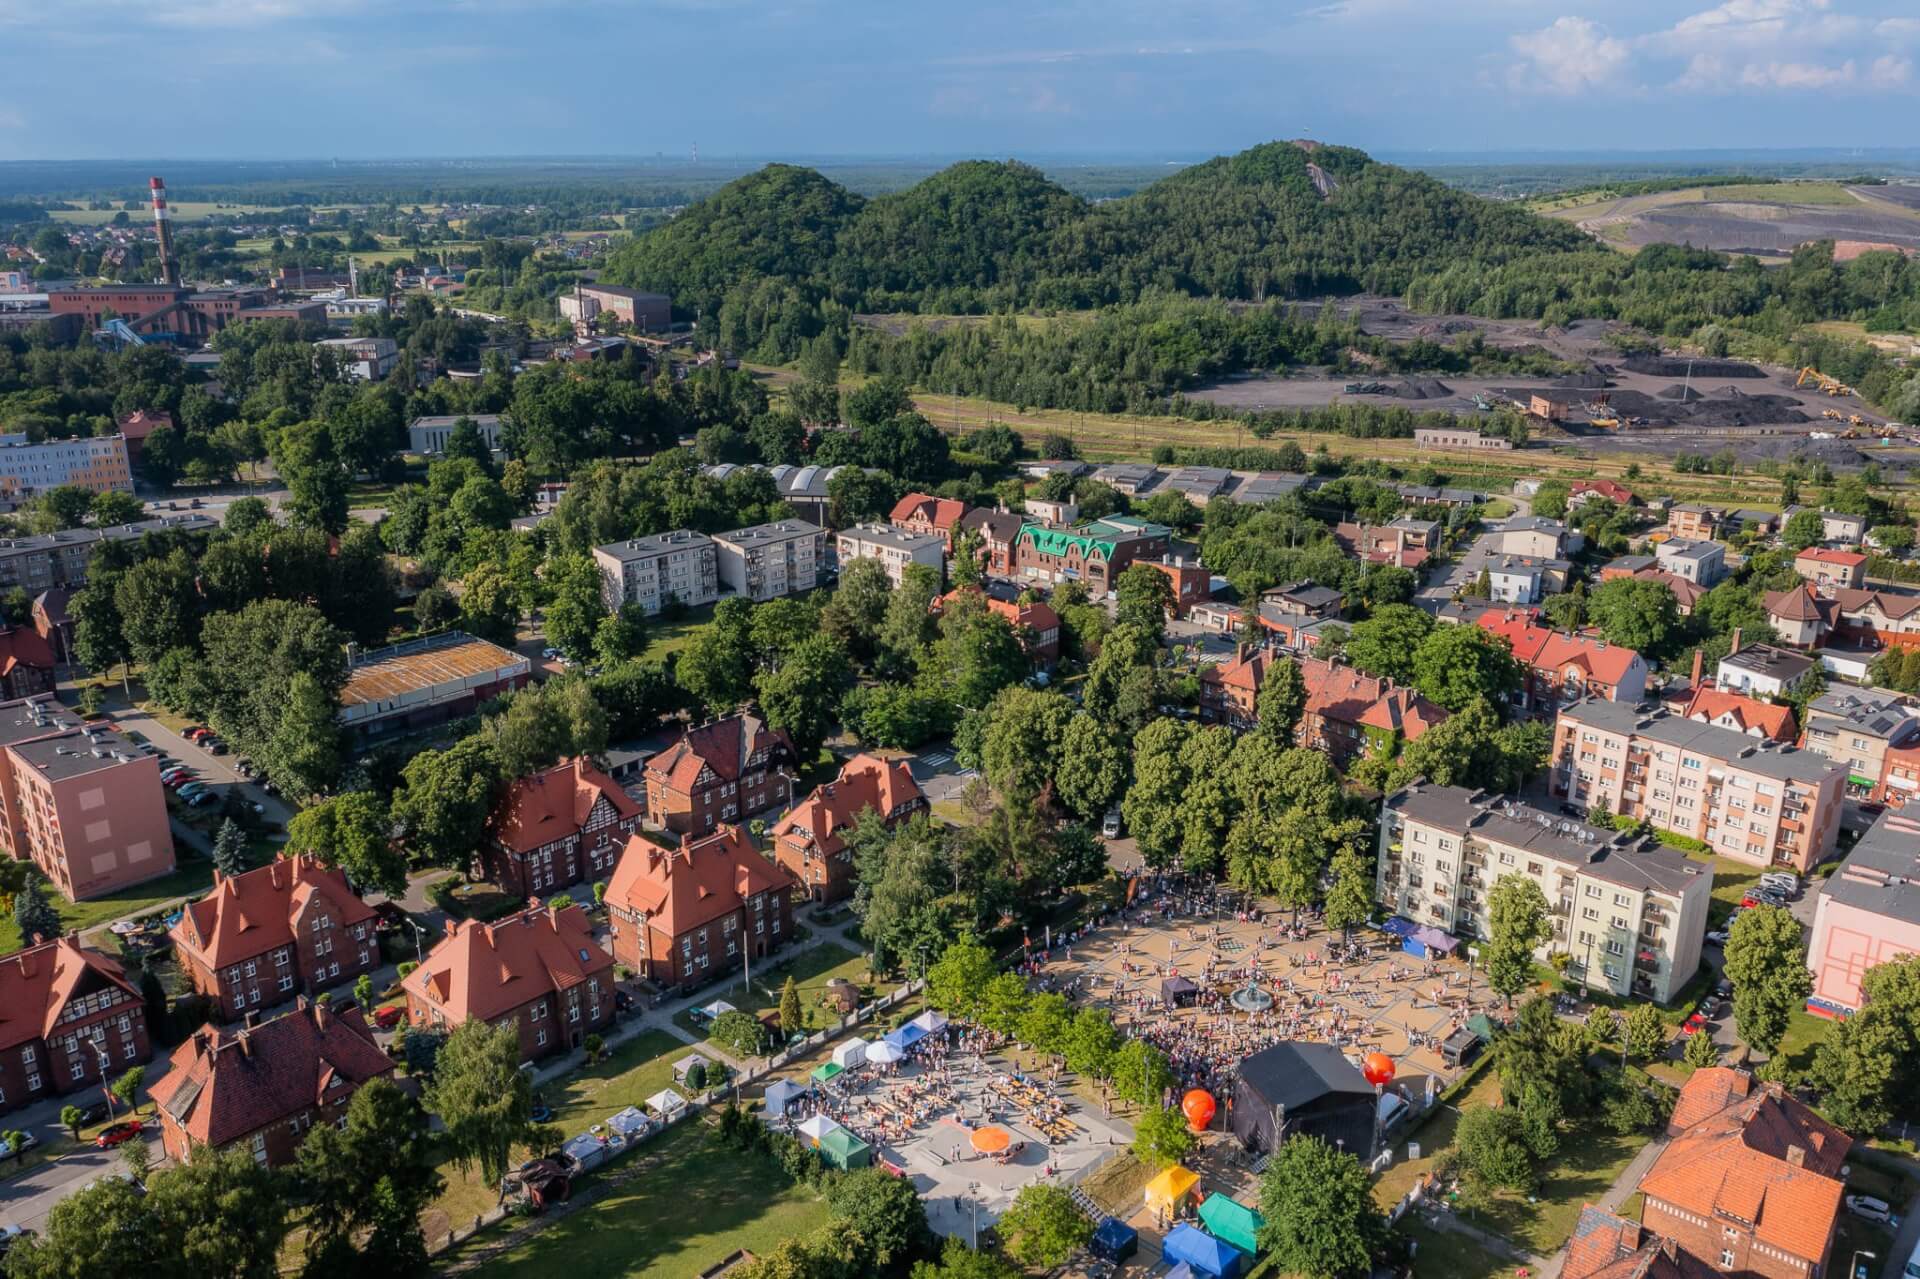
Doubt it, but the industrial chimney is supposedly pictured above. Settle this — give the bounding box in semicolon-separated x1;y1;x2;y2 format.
149;176;179;287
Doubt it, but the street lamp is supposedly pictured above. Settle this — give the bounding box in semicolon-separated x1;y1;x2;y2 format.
1851;1250;1875;1279
94;1042;117;1120
404;917;426;965
968;1181;980;1250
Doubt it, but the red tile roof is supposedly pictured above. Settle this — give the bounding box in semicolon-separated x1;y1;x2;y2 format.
1563;1207;1715;1279
1631;569;1705;613
116;409;173;441
401;904;611;1025
770;753;924;860
1301;657;1448;744
607;825;793;940
0;626;55;678
491;757;640;855
171;855;378;971
1765;583;1831;625
1795;548;1868;568
1571;479;1638;506
0;936;138;1052
1834;587;1920;621
150;1000;393;1149
889;493;968;532
1640;1072;1850;1266
1477;610;1643;687
935;588;1060;639
644;713;794;794
1682;689;1797;742
1202;648;1274;695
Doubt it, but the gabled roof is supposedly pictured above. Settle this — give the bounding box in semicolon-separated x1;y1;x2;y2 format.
1682;689;1797;742
1834;587;1920;621
150;1000;393;1149
959;508;1022;544
491;757;640;855
1639;1071;1849;1266
935;588;1059;640
770;753;924;858
607;824;794;939
0;626;55;676
1300;657;1447;744
0;936;138;1052
171;855;378;971
889;493;969;532
401;904;611;1025
1794;547;1868;568
644;713;794;794
1764;583;1832;625
1477;610;1644;686
1563;1207;1715;1279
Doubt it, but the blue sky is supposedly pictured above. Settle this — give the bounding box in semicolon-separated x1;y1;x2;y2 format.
1;0;1916;160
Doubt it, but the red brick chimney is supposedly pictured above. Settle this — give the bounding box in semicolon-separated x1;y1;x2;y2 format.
1730;627;1743;656
1690;649;1703;690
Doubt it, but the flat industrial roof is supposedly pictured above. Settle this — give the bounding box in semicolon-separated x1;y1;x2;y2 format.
340;634;528;708
10;727;147;782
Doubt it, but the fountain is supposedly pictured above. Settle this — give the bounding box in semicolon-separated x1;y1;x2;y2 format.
1231;977;1273;1013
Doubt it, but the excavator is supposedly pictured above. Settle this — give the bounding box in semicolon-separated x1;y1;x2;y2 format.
1586;391;1620;430
1797;366;1856;397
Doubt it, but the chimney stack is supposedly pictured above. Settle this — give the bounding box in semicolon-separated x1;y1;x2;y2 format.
1730;627;1742;656
312;997;331;1032
237;1029;253;1058
149;177;179;287
1690;648;1703;690
1785;1144;1806;1168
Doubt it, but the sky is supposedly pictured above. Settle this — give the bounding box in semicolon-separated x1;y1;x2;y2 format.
1;0;1916;161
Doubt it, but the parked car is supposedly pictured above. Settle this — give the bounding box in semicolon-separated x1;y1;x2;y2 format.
235;760;254;777
206;741;228;756
176;783;206;798
160;767;192;783
1102;807;1123;839
0;1131;39;1158
1706;929;1730;946
0;1225;33;1256
184;726;212;742
1715;978;1734;999
164;775;195;790
76;1100;110;1126
614;989;636;1012
542;647;563;660
374;1005;407;1029
1847;1194;1892;1224
94;1120;145;1148
1681;1013;1711;1037
189;792;217;807
1760;872;1801;896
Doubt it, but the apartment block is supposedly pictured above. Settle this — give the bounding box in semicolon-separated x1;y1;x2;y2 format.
771;753;926;903
1654;538;1725;587
605;825;797;992
0;514;219;594
1799;687;1920;800
1012;517;1173;597
1552;699;1846;873
835;523;945;588
592;530;719;614
1807;801;1920;1013
6;724;174;901
1378;784;1710;1003
711;519;826;602
0;433;132;499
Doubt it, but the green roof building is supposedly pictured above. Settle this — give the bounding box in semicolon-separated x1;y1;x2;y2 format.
1013;516;1171;596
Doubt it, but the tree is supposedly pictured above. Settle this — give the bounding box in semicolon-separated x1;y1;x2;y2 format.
994;1183;1091;1270
1110;1040;1173;1109
978;687;1072;801
1783;508;1825;550
1454;1106;1536;1193
1810;954;1920;1133
111;1065;145;1115
1484;873;1550;1008
13;870;61;946
144;1145;292;1279
1124;717;1193;870
412;583;459;632
542;554;609;662
1256;655;1307;743
265;671;346;799
3;1174;152;1279
1621;1002;1667;1066
1323;844;1375;941
1870;524;1915;553
426;1018;535;1203
59;1103;85;1142
1132;1103;1196;1169
1683;1024;1721;1071
778;976;803;1037
1412;625;1522;713
755;633;852;760
285;792;404;897
1113;563;1174;639
824;1166;936;1276
1722;904;1811;1062
1342;604;1432;683
677;596;758;715
1588;577;1681;654
212;819;249;878
710;1009;765;1058
1256;1135;1386;1279
1053;712;1129;821
924;592;1027;711
926;938;996;1021
1064;1007;1120;1080
909;1238;1021;1279
392;738;502;869
593;606;648;666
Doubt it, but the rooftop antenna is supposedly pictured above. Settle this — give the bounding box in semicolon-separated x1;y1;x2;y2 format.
149;176;179;287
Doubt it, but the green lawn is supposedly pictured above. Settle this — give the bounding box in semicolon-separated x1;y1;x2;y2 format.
451;1119;824;1279
640;603;718;663
1685;853;1764;927
540;1030;694;1133
1398;1219;1514;1279
1772;1009;1835;1077
0;858;214;953
671;942;869;1042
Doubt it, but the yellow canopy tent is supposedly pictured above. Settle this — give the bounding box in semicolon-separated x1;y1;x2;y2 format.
1143;1164;1201;1215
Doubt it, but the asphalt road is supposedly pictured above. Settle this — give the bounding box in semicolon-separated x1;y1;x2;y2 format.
106;701;296;829
0;1128;159;1235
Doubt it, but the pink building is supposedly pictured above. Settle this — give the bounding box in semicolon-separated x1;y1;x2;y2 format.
4;725;175;900
1806;801;1920;1013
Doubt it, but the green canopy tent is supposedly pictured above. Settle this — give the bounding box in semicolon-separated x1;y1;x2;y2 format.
1197;1193;1264;1256
819;1126;872;1170
811;1061;844;1084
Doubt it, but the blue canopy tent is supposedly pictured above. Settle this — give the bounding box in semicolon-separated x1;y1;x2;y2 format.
1379;917;1424;955
1163;1223;1247;1279
883;1022;928;1052
1166;1267;1196;1279
1090;1216;1137;1261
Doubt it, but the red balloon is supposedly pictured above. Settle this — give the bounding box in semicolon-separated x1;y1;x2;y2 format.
1362;1052;1396;1087
1181;1089;1217;1132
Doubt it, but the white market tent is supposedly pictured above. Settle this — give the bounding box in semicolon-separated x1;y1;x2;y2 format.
911;1010;948;1034
607;1106;653;1140
673;1052;713;1082
763;1080;805;1115
831;1037;870;1069
645;1089;688;1120
866;1040;905;1065
698;1000;737;1020
798;1113;841;1147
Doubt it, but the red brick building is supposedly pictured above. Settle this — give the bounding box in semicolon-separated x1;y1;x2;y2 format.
770;754;926;902
0;935;150;1117
1562;1207;1714;1279
1477;609;1650;717
0;627;55;700
1199;649;1447;761
959;509;1021;577
643;712;797;837
169;856;380;1023
605;826;796;992
1636;1069;1848;1279
1145;558;1212;618
401;903;615;1064
481;757;642;897
889;493;970;549
149;998;394;1168
934;588;1061;668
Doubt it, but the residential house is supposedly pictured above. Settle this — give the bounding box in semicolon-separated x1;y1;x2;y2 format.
482;758;643;897
1666;503;1722;540
1821;510;1868;545
1298;659;1448;763
1377;785;1710;1003
1396;484;1481;509
1569;479;1638;508
1198;645;1276;732
888;493;970;549
960;508;1023;576
1681;688;1797;742
1793;547;1867;594
1477;610;1650;717
1807;801;1920;1012
1486;554;1570;605
1600;561;1705;615
1561;1208;1714;1279
1551;699;1846;872
593;531;720;615
1800;687;1920;800
1020;498;1077;528
836;524;945;588
642;712;797;838
604;825;796;992
170;856;380;1023
4;723;174;901
401;904;616;1064
150;999;394;1168
0;627;55;700
770;754;926;903
711;520;826;603
1255;581;1345;641
30;588;73;664
1334;522;1429;570
1012;517;1171;598
934;588;1061;668
1636;1069;1848;1279
1716;642;1817;699
1144;557;1212;618
1763;584;1832;649
1654;538;1726;587
1500;516;1580;560
1830;586;1920;649
0;936;149;1117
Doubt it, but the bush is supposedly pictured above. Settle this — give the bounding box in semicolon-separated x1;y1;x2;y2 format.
584;1033;604;1064
1654;828;1710;855
685;1060;707;1091
709;1009;766;1057
397;961;419;980
1602;1085;1661;1135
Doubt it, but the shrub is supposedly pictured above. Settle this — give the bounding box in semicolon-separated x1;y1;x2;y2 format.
685;1060;707;1092
584;1033;604;1064
397;961;419;980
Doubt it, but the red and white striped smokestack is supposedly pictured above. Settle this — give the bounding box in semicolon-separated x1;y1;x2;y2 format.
149;176;179;287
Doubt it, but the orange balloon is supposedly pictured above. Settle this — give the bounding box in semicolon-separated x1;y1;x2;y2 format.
1181;1088;1216;1132
1362;1052;1396;1087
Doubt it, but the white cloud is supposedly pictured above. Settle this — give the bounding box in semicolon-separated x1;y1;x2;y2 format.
1878;17;1920;45
1508;16;1630;95
1869;54;1912;88
1738;58;1854;89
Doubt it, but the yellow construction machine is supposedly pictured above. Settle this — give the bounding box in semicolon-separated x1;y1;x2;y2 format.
1797;366;1856;397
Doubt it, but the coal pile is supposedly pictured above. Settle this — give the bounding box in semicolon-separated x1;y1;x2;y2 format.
1657;384;1707;402
1622;355;1765;379
1604;387;1809;427
1392;376;1454;400
1552;370;1612;390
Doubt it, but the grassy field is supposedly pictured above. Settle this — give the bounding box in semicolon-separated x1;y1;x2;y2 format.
49;202;277;225
671;942;869;1042
1772;1009;1835;1078
1538;181;1872;220
640;602;718;664
449;1119;824;1279
1398;1219;1514;1279
540;1029;694;1132
1687;853;1765;928
0;857;214;953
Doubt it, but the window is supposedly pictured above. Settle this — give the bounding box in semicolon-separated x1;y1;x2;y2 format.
1720;1251;1734;1268
26;1074;40;1091
69;1058;86;1082
279;974;294;992
252;1133;268;1166
536;1029;548;1047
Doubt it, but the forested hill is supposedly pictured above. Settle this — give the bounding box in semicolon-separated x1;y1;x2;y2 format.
601;139;1592;354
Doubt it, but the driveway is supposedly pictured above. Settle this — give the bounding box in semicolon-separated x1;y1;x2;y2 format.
0;1130;161;1235
107;701;294;829
1417;515;1516;613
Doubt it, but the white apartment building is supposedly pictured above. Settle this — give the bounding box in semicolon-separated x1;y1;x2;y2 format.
1654;537;1726;587
313;336;399;381
593;530;719;615
1378;783;1711;1003
0;434;132;499
834;524;945;588
711;520;826;603
1551;698;1846;873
